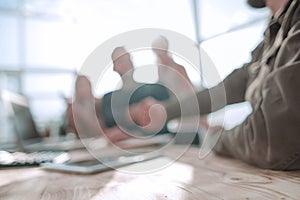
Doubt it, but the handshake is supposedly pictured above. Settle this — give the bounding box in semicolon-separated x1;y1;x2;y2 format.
128;98;167;134
101;35;222;144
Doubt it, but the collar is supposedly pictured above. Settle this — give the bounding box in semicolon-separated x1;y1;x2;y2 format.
271;0;293;25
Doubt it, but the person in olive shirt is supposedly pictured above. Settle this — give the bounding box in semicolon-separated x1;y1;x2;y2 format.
130;0;300;170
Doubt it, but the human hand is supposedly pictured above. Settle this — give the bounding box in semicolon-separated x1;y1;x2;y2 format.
129;98;167;134
152;36;191;85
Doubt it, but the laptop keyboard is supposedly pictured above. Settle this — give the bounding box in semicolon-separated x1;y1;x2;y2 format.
0;151;70;167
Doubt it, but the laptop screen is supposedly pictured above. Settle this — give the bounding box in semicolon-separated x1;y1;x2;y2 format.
12;102;40;141
2;91;40;141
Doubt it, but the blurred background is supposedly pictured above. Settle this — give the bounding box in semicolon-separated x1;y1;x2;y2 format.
0;0;269;143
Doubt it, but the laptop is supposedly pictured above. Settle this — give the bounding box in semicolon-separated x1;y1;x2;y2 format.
1;90;95;152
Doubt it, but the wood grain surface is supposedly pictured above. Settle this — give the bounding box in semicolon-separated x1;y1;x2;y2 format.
0;145;299;200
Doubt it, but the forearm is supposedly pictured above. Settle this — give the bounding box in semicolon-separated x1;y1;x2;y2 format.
165;66;249;120
73;103;104;137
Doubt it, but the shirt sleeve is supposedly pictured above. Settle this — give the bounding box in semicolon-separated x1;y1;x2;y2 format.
165;65;251;120
213;23;300;170
165;41;265;120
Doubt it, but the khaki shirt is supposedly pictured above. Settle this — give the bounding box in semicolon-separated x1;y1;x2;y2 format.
166;0;300;170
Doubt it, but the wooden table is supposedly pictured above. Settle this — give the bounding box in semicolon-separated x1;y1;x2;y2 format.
0;145;300;200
